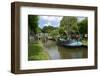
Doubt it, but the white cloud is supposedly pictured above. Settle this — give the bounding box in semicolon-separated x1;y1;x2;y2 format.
77;17;86;22
41;16;48;20
39;16;63;28
40;16;63;22
56;17;63;22
43;22;60;27
44;22;52;26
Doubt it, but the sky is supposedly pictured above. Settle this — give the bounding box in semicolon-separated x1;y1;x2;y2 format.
38;16;63;28
38;16;86;28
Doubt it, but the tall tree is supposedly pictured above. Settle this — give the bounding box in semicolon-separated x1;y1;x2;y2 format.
60;16;78;37
78;18;88;35
28;15;39;34
28;15;39;41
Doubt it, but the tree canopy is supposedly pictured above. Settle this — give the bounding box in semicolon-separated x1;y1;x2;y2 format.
60;16;78;33
78;18;88;35
42;26;57;33
28;15;39;34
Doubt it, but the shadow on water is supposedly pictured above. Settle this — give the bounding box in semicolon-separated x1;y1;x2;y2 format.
43;40;88;60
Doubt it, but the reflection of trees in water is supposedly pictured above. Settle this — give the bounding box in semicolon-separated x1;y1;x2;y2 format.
42;40;88;60
57;46;88;59
43;40;61;60
41;34;48;47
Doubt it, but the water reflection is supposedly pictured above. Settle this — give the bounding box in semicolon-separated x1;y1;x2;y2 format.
43;40;88;60
58;46;88;59
43;40;61;59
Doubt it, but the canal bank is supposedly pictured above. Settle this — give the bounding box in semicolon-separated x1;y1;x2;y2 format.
28;41;49;60
28;40;88;61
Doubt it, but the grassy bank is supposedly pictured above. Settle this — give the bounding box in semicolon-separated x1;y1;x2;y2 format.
28;41;49;60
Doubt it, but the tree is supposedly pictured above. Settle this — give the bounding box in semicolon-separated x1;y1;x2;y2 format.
28;15;39;41
59;27;65;35
50;29;59;40
42;26;57;33
60;16;78;32
78;18;88;35
37;27;42;33
59;16;78;38
28;15;39;34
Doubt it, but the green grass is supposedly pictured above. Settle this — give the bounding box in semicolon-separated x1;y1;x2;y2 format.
28;41;49;60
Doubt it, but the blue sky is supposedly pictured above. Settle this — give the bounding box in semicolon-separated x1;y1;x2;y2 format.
38;16;63;28
38;16;86;28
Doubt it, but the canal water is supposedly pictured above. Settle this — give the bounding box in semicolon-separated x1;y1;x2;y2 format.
43;40;88;60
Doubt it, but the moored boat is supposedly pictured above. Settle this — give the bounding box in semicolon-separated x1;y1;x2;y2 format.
57;39;87;48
